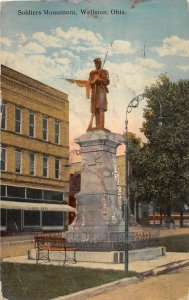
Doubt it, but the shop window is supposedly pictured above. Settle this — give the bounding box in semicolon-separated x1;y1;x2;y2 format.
7;186;25;198
44;190;63;201
42;211;63;226
24;211;40;227
26;188;42;200
0;209;7;226
1;185;6;197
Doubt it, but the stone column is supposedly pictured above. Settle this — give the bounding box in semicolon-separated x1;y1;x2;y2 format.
69;130;125;239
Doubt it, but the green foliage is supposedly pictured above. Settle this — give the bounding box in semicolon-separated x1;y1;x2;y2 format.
1;263;136;300
160;234;189;252
129;75;189;212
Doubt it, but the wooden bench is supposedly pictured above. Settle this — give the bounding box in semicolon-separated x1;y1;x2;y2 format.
35;236;77;265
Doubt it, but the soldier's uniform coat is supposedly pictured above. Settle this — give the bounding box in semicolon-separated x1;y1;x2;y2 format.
89;68;110;114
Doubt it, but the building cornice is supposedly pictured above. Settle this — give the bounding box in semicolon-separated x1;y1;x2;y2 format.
1;65;68;104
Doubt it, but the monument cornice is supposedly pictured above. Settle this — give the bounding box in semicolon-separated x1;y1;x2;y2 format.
75;130;124;145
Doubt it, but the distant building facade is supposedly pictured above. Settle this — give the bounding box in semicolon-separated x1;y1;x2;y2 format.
0;65;70;234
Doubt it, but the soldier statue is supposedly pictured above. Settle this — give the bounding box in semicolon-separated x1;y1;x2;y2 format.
88;58;110;130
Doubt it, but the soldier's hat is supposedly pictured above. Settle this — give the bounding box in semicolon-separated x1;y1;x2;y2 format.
94;57;102;63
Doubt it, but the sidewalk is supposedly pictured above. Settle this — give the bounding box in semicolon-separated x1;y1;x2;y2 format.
2;252;189;273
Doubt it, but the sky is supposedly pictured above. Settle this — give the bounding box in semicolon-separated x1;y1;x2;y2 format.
1;0;189;159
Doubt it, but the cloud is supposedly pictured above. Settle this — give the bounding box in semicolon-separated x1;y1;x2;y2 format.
0;37;12;47
60;50;80;61
2;28;188;153
17;33;28;45
70;44;106;54
0;38;163;97
18;42;46;54
29;27;139;59
53;27;103;45
106;60;159;92
0;46;164;157
32;27;106;56
0;50;72;87
61;0;89;3
57;58;159;147
2;0;88;2
54;57;71;65
32;32;62;48
136;58;166;70
1;51;16;65
69;0;89;3
154;36;189;57
176;65;189;71
111;40;137;55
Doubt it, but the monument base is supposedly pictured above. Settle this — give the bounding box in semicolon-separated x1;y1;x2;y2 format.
69;129;125;241
87;127;111;133
28;247;165;263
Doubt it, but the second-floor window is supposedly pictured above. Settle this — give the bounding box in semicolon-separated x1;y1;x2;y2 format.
0;147;6;171
29;112;35;137
1;101;6;130
42;116;48;141
55;158;60;179
55;120;60;144
43;155;48;177
15;107;22;133
29;152;35;176
15;149;21;173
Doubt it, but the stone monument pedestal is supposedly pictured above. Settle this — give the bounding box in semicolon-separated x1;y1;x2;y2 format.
68;130;125;243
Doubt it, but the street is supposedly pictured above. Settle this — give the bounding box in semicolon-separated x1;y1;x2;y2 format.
88;267;189;300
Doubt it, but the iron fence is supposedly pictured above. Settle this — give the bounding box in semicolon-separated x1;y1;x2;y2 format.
66;230;160;251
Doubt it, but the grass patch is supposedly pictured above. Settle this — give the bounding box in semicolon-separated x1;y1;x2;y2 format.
160;234;189;252
1;262;137;300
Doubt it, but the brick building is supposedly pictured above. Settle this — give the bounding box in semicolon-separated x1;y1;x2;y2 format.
0;65;74;234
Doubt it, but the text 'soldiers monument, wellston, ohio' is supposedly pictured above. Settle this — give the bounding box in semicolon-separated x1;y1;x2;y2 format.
68;57;125;241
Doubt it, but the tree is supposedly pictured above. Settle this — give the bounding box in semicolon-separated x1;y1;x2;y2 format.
129;75;189;226
126;133;143;217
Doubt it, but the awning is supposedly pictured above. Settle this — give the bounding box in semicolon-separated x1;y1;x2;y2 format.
0;200;76;212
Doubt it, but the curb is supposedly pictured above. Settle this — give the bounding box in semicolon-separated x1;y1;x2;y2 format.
51;259;189;300
139;259;189;278
0;240;34;246
51;276;139;300
152;260;189;276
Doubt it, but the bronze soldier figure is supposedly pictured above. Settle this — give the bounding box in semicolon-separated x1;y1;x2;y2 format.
88;58;110;130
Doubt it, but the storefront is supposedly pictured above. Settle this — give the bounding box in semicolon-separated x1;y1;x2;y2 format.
0;185;76;234
1;201;75;234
